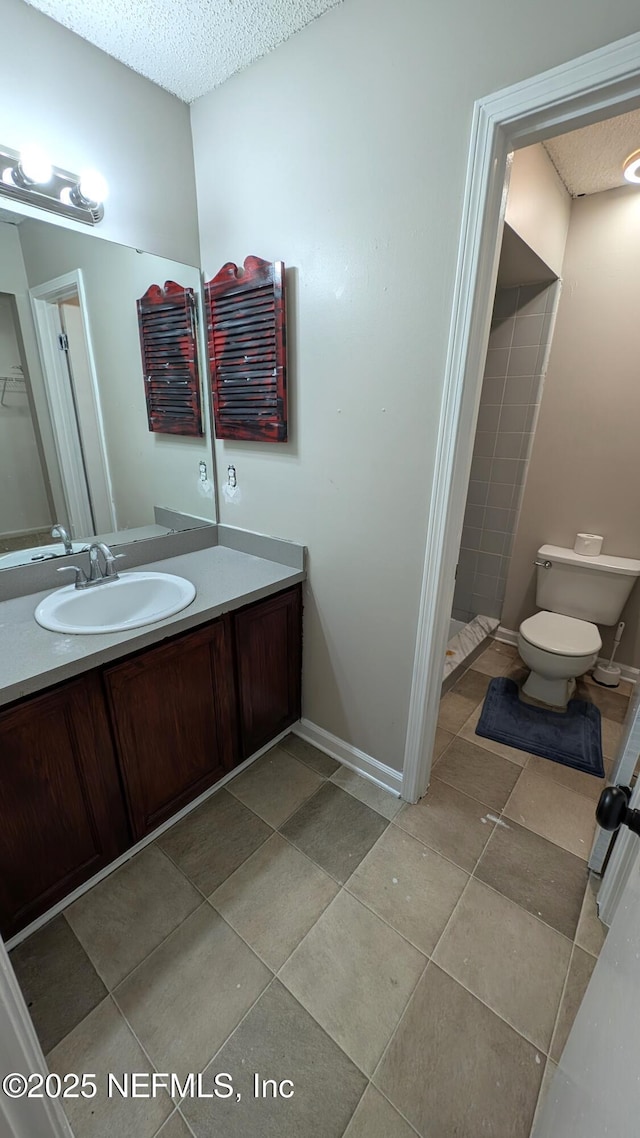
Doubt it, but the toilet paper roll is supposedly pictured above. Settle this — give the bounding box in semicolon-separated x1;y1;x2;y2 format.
574;533;603;557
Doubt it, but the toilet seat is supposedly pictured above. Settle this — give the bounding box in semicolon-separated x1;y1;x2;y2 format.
519;611;602;657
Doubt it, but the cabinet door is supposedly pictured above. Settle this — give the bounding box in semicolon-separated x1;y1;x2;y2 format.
234;585;302;758
0;675;129;939
104;619;236;839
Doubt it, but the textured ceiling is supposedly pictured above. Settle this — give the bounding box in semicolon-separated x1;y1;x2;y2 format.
544;107;640;196
24;0;342;102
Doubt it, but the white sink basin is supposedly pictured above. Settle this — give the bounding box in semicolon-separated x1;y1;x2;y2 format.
35;571;196;634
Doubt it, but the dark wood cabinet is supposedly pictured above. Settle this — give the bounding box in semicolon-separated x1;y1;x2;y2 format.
104;618;236;840
0;675;129;939
234;585;302;757
0;585;302;937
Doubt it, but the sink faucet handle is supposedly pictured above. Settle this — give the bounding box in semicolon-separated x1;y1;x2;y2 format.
57;565;88;588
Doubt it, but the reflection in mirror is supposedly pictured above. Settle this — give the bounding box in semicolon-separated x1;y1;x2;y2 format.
0;212;215;571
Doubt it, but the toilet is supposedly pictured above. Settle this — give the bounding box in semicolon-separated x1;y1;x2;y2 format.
517;544;640;708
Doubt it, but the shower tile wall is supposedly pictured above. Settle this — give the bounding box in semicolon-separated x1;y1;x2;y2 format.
452;280;561;624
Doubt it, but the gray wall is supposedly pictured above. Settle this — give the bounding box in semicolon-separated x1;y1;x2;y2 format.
453;281;560;623
0;0;199;263
190;0;640;772
503;186;640;669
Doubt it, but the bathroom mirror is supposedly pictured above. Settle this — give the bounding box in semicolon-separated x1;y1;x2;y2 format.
0;211;215;571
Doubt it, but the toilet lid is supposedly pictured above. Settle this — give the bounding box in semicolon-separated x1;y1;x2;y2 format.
520;611;602;656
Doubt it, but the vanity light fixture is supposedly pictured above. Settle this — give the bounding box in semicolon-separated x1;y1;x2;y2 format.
0;144;107;224
623;149;640;184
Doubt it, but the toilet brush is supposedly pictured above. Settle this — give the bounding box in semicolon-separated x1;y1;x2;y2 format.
593;621;625;687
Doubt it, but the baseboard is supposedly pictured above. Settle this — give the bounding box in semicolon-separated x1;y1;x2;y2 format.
293;719;403;797
496;625;638;685
5;725;294;952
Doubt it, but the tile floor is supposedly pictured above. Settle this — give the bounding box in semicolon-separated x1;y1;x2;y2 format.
10;640;618;1138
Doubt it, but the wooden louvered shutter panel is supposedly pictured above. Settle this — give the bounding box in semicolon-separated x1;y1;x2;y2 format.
137;280;203;437
205;256;287;442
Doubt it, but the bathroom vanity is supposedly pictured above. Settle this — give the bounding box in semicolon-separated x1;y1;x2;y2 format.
0;541;304;939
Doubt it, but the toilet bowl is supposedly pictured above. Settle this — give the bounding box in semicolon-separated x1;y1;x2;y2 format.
517;611;601;708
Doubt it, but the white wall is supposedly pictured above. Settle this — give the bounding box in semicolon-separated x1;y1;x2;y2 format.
191;0;640;772
19;219;215;531
0;291;51;535
506;145;571;277
0;0;199;263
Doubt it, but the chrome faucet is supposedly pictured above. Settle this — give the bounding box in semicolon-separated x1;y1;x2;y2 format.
51;523;72;555
57;542;124;589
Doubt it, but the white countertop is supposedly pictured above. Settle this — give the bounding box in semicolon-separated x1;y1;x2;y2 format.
0;545;305;707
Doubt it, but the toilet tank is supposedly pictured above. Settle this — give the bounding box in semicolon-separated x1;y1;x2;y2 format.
535;544;640;624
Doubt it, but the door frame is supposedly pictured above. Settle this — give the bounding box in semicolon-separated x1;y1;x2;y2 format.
30;271;116;537
401;30;640;803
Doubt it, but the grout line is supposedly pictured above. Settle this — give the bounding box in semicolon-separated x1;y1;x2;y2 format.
545;940;577;1068
372;1082;424;1136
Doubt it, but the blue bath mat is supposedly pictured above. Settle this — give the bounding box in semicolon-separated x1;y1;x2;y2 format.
476;677;604;777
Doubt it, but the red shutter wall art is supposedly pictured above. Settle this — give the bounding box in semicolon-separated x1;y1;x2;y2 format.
137;281;203;437
205;256;287;442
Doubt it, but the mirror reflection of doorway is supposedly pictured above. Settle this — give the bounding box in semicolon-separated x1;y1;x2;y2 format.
30;271;116;540
0;292;55;556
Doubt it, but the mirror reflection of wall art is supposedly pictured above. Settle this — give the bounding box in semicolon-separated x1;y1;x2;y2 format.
205;256;287;442
137;281;203;437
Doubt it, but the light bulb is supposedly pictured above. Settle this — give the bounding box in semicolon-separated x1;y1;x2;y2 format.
78;169;108;205
623;149;640;184
19;146;52;184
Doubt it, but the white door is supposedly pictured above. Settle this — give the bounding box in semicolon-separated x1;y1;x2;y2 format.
533;825;640;1136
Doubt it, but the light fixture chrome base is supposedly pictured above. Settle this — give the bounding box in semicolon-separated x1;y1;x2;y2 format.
0;146;104;225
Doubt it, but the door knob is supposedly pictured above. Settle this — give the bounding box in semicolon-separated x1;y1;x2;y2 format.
596;785;640;837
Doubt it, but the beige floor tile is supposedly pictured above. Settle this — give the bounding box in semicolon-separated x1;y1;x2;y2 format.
550;945;596;1062
504;768;597;859
115;905;270;1078
580;683;629;723
281;782;387;883
347;825;468;954
395;778;495;872
210;833;339;969
280;891;426;1075
330;767;403;820
526;753;610;803
65;846;201;989
459;705;530;766
575;876;608;957
475;819;588;940
279;733;340;776
228;745;323;827
155;1113;193;1138
48;997;172;1138
434;735;521;811
531;1059;558;1133
438;670;491;733
433;727;455;761
471;643;514;677
375;963;543;1138
10;916;106;1055
183;981;366;1138
433;878;571;1051
601;716;624;760
157;789;271;895
343;1085;418;1138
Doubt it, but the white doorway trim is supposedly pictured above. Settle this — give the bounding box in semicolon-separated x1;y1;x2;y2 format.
30;271;116;538
402;30;640;803
0;937;73;1138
